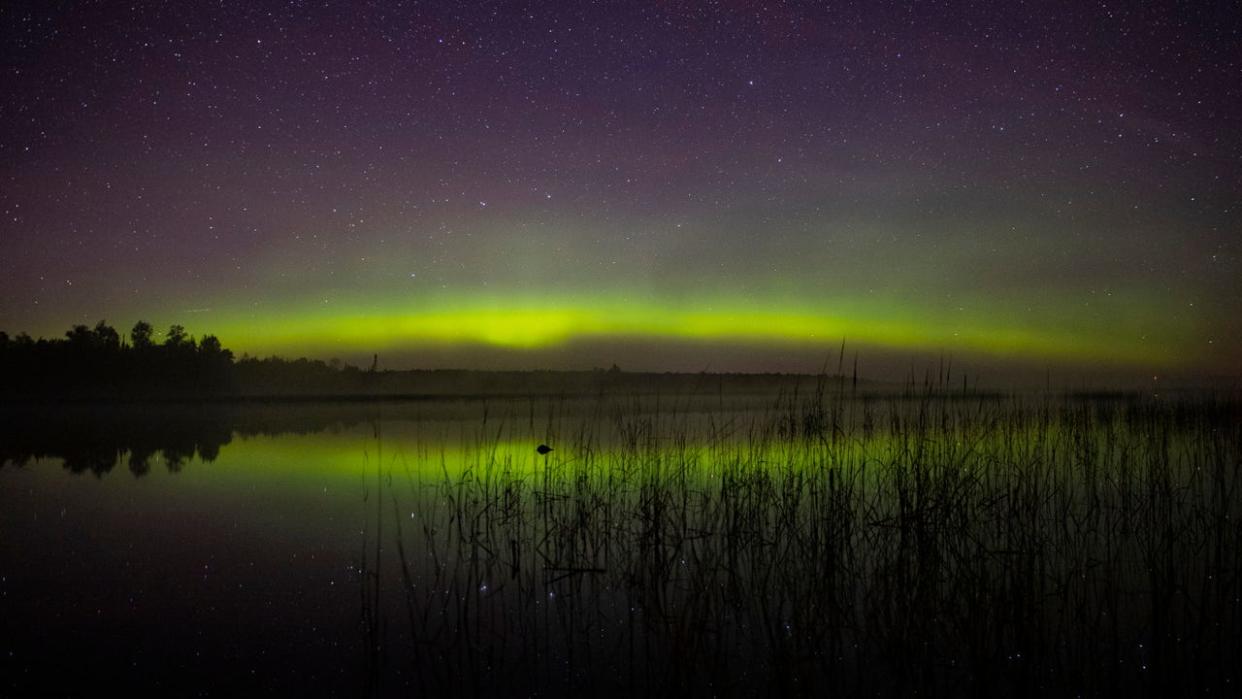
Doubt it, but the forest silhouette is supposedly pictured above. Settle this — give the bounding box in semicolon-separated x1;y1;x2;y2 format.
0;320;364;398
0;320;850;399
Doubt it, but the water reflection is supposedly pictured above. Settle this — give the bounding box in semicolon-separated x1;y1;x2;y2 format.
2;406;221;476
1;395;1239;696
0;394;789;479
0;404;358;476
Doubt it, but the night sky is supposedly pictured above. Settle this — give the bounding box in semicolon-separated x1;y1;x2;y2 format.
2;1;1239;380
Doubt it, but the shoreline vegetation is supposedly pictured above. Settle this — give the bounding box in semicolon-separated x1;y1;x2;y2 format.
0;319;890;401
0;320;1229;402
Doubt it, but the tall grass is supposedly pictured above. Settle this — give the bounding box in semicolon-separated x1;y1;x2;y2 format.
360;385;1241;696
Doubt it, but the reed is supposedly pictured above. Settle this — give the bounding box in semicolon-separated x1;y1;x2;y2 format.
358;386;1241;696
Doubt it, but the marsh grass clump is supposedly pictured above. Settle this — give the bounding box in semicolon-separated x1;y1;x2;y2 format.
361;388;1242;696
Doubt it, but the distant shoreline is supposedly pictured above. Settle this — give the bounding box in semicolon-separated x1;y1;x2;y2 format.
0;367;880;404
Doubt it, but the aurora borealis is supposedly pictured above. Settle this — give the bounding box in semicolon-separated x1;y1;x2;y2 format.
2;1;1238;379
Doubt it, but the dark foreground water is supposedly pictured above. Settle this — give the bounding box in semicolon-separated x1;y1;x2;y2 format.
1;394;1239;696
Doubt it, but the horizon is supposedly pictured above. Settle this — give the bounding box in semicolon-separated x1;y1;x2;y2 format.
3;316;1232;390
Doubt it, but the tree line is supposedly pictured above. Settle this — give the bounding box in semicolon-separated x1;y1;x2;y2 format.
0;320;365;398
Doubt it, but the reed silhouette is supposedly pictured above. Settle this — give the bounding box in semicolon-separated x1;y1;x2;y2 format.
348;386;1242;696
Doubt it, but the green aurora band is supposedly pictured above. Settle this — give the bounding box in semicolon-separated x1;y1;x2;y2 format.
193;290;1201;368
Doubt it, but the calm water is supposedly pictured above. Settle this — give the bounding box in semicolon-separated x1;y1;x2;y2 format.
0;398;765;695
0;400;594;695
2;396;1239;696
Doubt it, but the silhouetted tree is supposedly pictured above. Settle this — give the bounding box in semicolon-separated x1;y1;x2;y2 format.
199;334;227;358
65;324;93;346
164;324;188;348
92;321;121;350
131;321;154;349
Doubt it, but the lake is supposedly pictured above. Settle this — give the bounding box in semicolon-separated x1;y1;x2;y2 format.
2;392;1238;696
